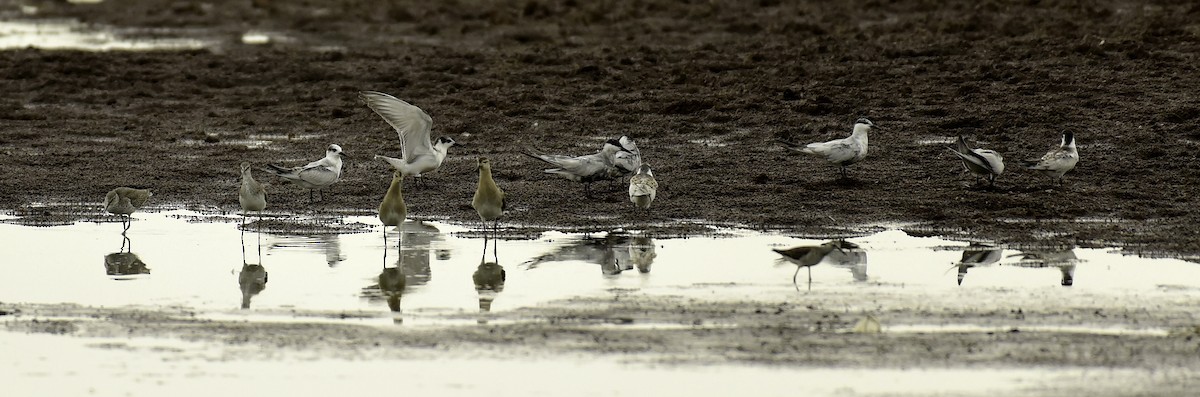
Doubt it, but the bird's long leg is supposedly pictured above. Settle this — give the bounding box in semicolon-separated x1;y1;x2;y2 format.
382;225;387;270
480;224;488;265
256;211;263;262
792;266;801;292
241;213;247;264
492;220;500;263
807;266;813;291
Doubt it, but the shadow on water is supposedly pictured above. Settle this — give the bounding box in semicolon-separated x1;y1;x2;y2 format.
522;231;657;277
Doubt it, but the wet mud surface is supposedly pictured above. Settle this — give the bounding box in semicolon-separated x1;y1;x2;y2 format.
2;0;1199;255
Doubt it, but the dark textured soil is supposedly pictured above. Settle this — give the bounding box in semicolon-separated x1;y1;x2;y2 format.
2;0;1200;255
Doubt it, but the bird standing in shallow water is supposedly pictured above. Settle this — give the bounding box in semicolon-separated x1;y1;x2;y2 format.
472;157;506;263
264;144;347;203
781;118;877;179
1025;131;1078;185
360;90;458;187
238;162;267;225
947;135;1005;187
378;171;407;259
772;241;845;291
105;187;152;233
628;164;658;211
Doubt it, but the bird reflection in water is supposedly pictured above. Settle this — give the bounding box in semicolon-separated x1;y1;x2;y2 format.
397;220;445;287
1008;247;1079;286
771;240;864;291
237;263;268;309
270;234;345;267
954;243;1003;285
523;232;655;277
104;233;149;279
474;262;506;313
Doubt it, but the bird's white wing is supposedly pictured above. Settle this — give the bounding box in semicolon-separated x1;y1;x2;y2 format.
360;91;434;162
803;139;856;163
1030;148;1075;171
297;165;340;186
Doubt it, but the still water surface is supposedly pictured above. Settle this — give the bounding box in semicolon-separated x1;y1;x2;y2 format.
2;209;1198;322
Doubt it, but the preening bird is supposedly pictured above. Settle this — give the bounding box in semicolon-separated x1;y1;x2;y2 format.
611;135;642;177
525;139;630;196
1025;131;1078;185
472;157;506;263
628;164;658;210
946;135;1005;186
772;241;845;291
781;118;877;179
104;187;152;233
264;144;346;203
360;90;458;185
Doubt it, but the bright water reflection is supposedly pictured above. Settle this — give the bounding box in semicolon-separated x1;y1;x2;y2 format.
0;20;214;51
1;209;1199;320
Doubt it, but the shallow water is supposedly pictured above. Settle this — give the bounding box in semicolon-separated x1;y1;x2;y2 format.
2;209;1199;324
0;19;214;51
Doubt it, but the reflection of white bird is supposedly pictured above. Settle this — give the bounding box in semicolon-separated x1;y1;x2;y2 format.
525;139;629;196
954;243;1003;285
628;236;657;274
947;135;1005;186
772;241;845;290
628;164;658;210
105;187;152;233
360;91;458;184
264;144;346;202
1025;131;1078;185
781;118;876;179
1009;248;1078;286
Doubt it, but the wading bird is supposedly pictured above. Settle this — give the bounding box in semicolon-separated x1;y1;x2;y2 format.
264;144;346;203
780;118;878;179
1025;131;1078;185
360;90;458;187
771;241;846;291
947;135;1005;187
472;157;506;263
238;161;267;225
105;187;152;233
378;171;407;260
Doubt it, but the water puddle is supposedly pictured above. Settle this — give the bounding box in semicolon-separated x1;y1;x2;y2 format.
2;209;1200;323
0;19;215;51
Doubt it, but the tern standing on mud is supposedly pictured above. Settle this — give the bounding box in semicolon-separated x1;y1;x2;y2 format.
264;144;347;203
472;157;506;263
1026;131;1078;185
360;91;458;186
105;187;152;233
781;118;877;179
628;164;658;211
946;135;1005;187
525;139;630;196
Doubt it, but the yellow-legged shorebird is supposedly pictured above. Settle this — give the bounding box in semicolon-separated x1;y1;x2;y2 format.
105;187;152;233
771;241;845;291
379;171;407;259
628;164;658;211
472;157;506;263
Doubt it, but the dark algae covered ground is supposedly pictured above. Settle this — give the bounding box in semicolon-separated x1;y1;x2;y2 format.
2;0;1199;255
